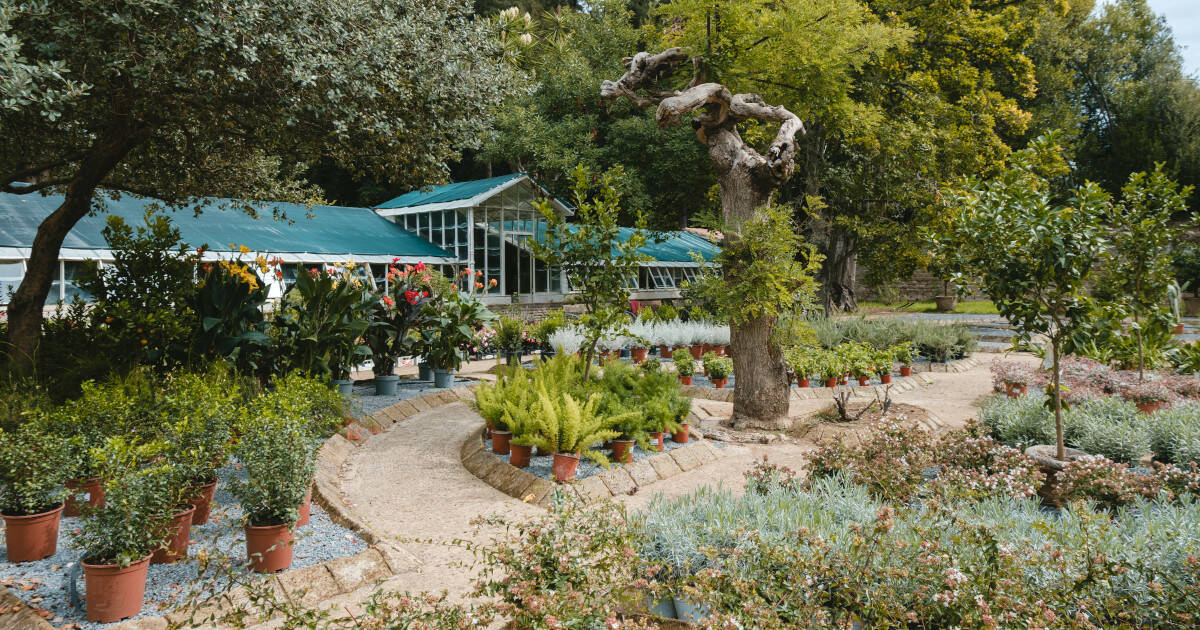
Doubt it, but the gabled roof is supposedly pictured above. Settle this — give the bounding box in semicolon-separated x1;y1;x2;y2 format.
0;191;457;262
541;225;720;265
376;173;526;210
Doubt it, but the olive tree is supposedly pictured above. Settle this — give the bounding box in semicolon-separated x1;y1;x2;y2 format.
0;0;513;369
931;135;1109;461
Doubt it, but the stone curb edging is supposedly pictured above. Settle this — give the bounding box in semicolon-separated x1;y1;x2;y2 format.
90;387;478;630
461;425;728;508
0;584;54;630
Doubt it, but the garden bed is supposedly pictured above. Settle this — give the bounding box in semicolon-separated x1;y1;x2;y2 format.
482;433;704;483
350;376;475;415
0;464;367;629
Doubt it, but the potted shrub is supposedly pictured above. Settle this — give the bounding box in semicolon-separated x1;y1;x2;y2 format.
229;413;315;573
873;347;895;384
0;425;70;563
1123;381;1173;414
277;264;374;393
529;391;624;483
495;316;526;366
630;338;649;364
989;361;1033;398
708;356;733;388
425;292;492;388
610;412;651;464
700;350;718;377
372;262;436;394
672;348;695;385
44;407;107;517
893;342;916;377
71;439;175;623
644;396;686;451
819;351;841;388
785;346;814;388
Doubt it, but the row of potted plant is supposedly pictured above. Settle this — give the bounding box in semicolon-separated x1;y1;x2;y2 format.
783;342;915;387
0;368;344;623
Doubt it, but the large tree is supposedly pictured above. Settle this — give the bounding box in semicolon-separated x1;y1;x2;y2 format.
0;0;512;368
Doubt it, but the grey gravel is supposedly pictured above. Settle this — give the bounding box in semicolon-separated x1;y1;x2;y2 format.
484;434;691;482
350;377;473;415
0;465;366;629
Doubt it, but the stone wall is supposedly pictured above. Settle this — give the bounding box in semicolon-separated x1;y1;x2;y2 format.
854;266;984;303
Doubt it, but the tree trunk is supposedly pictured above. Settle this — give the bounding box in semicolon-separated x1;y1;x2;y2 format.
4;126;148;372
821;227;857;313
1052;336;1064;461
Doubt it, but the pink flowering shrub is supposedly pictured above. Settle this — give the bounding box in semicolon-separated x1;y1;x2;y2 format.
1056;456;1200;509
1121;380;1174;404
929;434;1043;501
989;360;1034;389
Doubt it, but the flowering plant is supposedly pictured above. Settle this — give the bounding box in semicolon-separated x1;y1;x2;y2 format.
1121;380;1173;404
989;360;1034;388
367;260;437;374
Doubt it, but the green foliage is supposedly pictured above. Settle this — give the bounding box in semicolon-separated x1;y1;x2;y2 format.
526;391;623;468
983;392;1162;465
671;348;695;377
191;255;271;373
706;356;733;381
229;411;316;527
493;316;526;355
72;437;175;566
366;262;439;374
423;292;493;371
0;423;69;515
270;265;374;379
159;367;242;487
1148;402;1200;465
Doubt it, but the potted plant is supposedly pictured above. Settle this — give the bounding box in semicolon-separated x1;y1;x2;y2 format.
672;348;695;385
630;338;649;364
0;425;70;563
275;264;375;392
44;406;107;517
875;347;895;384
819;351;841;388
71;438;175;622
495;315;526;366
425;292;493;388
842;343;873;386
609;411;652;464
708;356;732;388
785;346;814;388
229;413;316;573
1123;380;1173;414
894;342;916;377
989;361;1033;398
529;391;625;483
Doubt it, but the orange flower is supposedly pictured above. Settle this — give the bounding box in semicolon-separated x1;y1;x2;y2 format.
475;282;484;289
489;278;498;287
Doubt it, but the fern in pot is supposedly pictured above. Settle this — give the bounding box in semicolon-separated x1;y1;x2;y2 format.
71;437;176;623
529;391;624;483
0;423;70;563
229;411;316;572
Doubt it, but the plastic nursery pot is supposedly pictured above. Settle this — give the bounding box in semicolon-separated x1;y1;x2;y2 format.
83;554;152;623
492;430;512;455
679;376;693;386
631;348;648;364
332;379;354;395
418;363;434;381
880;373;893;385
65;476;105;517
2;503;64;562
151;504;196;564
432;369;455;388
187;479;219;525
296;485;313;527
552;452;581;483
672;424;690;444
689;345;704;360
900;366;913;377
857;377;871;386
711;378;728;389
374;375;400;396
1174;323;1186;334
611;439;635;464
797;377;810;388
649;431;665;451
658;344;671;358
508;443;533;468
244;522;296;573
1137;400;1168;414
535;445;555;457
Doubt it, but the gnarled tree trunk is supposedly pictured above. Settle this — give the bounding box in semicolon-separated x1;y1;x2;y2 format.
602;49;804;429
820;227;857;313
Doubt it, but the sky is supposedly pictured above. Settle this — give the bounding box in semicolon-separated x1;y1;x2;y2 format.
1145;0;1200;76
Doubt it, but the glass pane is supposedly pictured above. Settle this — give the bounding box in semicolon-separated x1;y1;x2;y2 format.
0;260;22;305
430;211;443;245
63;261;95;303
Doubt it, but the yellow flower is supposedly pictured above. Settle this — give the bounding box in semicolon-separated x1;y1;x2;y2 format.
140;339;147;345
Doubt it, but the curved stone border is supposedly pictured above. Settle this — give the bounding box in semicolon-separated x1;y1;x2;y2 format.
461;425;728;508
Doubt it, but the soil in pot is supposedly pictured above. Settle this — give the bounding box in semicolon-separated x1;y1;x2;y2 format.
552;453;580;483
679;376;693;386
151;505;196;564
296;485;313;527
65;477;105;517
244;522;296;572
2;504;63;562
509;443;532;468
492;430;512;455
187;479;219;525
672;424;690;444
611;439;635;464
374;375;400;396
83;554;152;622
711;378;728;389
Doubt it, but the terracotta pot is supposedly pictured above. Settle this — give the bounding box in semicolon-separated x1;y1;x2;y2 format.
492;429;512;455
689;345;704;360
672;424;690;444
151;505;195;564
2;504;63;562
840;377;849;385
797;377;810;388
711;378;728;389
1137;400;1167;414
1174;323;1186;334
509;443;532;468
552;452;580;483
611;439;635;464
900;366;913;377
631;348;648;364
296;485;312;527
702;343;713;354
679;375;693;386
65;477;104;517
880;374;892;384
187;479;219;525
824;377;837;388
244;522;296;572
658;344;671;357
484;420;494;440
1004;382;1028;399
649;431;665;451
722;345;731;356
857;376;870;386
83;554;152;622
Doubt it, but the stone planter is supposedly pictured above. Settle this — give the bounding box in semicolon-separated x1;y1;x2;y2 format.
934;295;958;312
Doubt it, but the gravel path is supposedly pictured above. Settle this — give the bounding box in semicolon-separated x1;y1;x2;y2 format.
0;465;366;629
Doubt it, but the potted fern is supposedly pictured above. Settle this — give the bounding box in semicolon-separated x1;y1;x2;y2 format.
0;425;70;563
529;391;623;483
672;348;695;385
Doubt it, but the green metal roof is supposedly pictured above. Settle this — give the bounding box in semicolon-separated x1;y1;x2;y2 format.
376;173;525;210
541;225;720;263
0;191;456;260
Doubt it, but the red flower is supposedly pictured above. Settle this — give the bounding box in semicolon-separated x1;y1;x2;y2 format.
421;290;429;297
405;290;419;304
274;270;283;280
415;262;426;272
392;257;401;264
382;296;395;307
475;282;484;289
